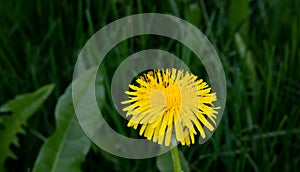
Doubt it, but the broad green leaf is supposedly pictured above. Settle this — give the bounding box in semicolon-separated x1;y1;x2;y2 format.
156;149;190;172
32;81;91;172
0;84;54;170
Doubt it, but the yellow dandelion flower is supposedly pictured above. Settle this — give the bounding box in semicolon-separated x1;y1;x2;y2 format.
121;68;220;146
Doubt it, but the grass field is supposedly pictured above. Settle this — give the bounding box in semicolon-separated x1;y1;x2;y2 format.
0;0;300;171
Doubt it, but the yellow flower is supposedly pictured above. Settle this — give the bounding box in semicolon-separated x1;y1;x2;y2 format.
121;68;219;146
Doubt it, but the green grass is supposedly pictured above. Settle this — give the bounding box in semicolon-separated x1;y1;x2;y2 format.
1;0;300;171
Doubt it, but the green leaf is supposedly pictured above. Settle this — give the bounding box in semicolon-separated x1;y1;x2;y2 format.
227;0;250;37
234;33;258;85
157;149;190;172
184;3;201;27
32;81;91;172
0;84;54;170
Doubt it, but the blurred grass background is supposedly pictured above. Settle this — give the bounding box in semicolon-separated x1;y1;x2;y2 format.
0;0;300;171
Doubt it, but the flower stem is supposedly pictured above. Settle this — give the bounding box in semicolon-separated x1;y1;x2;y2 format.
170;146;182;172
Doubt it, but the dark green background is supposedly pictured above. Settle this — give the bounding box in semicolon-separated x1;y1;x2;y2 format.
0;0;299;171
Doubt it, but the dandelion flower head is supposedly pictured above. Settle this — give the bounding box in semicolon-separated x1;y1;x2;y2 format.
121;68;220;146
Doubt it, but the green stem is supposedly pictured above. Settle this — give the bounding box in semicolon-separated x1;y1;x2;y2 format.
170;146;182;172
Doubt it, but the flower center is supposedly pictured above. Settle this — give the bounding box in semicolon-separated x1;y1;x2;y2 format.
149;82;182;111
165;83;182;110
149;90;166;108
